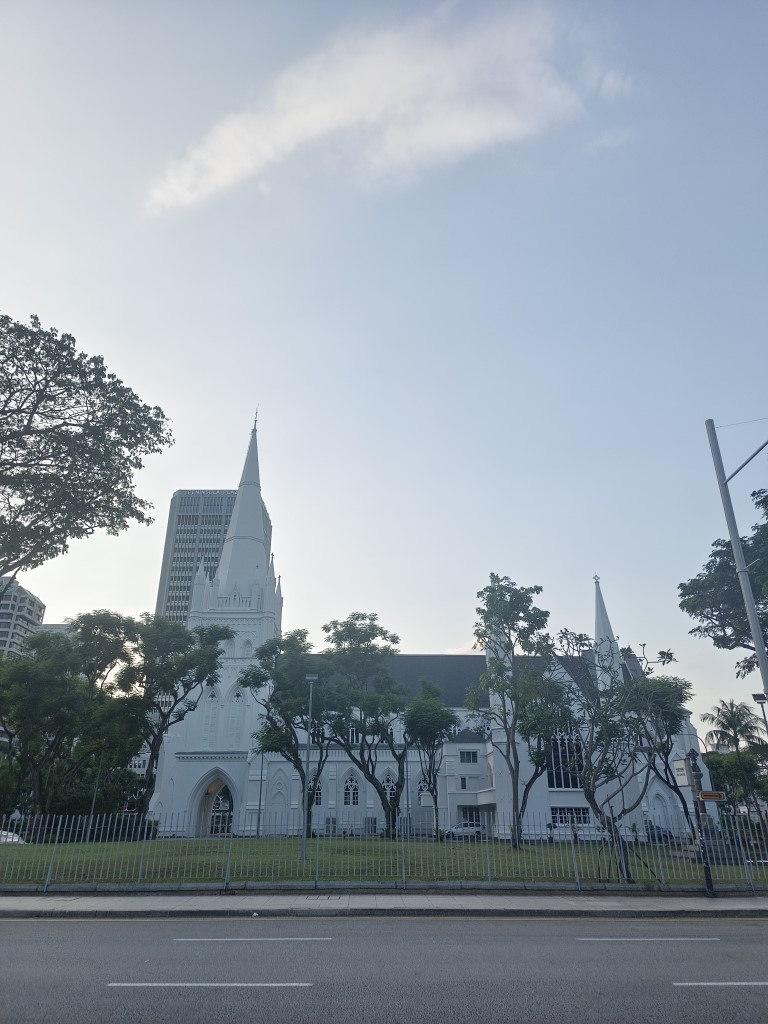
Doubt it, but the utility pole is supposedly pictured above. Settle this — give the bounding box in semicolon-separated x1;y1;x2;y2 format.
301;674;318;863
705;420;768;698
687;748;715;898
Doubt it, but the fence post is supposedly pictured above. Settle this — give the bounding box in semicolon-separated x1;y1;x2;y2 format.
401;817;407;891
654;834;666;887
485;818;492;883
137;815;150;884
223;819;236;891
735;822;755;895
569;823;581;892
43;816;63;894
313;826;318;889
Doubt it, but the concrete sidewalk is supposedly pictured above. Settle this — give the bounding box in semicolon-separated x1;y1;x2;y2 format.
2;891;768;919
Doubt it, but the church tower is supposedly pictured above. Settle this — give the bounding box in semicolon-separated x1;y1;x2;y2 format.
149;419;282;834
187;418;282;640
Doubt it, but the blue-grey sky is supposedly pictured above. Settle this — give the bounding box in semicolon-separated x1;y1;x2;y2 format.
3;1;767;727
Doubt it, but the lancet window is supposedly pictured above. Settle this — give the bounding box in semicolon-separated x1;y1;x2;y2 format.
343;774;359;807
547;734;584;790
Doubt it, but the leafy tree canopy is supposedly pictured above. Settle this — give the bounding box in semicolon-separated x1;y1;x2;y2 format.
0;312;172;588
679;490;768;677
0;630;144;815
700;698;766;751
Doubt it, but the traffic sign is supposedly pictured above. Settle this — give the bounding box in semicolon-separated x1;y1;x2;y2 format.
699;791;726;801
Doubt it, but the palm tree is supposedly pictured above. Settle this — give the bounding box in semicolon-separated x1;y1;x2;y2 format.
701;699;766;751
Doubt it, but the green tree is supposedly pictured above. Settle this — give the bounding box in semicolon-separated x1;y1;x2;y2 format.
239;629;334;838
110;614;234;814
322;612;406;838
554;631;677;882
404;682;459;839
0;312;172;594
703;750;765;818
0;630;143;814
679;490;768;678
635;674;696;831
700;699;766;750
468;575;569;845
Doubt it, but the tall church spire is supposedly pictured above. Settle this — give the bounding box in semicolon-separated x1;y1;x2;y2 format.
215;418;268;598
594;577;622;688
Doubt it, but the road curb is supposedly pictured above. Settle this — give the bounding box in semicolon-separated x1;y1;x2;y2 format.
2;905;768;920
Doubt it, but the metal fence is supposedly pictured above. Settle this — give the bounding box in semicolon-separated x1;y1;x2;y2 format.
1;809;767;893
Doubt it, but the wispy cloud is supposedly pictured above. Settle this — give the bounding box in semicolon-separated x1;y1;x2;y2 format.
147;6;629;213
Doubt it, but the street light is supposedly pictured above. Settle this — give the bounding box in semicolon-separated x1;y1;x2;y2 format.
687;748;715;898
705;420;768;699
301;674;318;863
752;693;768;738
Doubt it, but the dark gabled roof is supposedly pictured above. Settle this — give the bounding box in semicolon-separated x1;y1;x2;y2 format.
452;728;485;743
384;654;488;708
555;654;597;699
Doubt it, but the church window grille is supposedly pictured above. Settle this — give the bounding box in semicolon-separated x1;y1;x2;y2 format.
201;687;219;748
343;775;359;807
547;734;584;790
551;806;590;827
310;774;321;807
417;777;430;806
382;772;397;801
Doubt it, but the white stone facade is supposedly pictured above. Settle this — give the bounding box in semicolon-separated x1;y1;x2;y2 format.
150;424;708;840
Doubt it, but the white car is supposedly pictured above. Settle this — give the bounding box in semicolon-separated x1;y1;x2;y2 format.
0;830;25;844
444;823;487;841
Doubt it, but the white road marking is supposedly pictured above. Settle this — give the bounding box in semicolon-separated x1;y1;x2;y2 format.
578;938;720;942
109;983;312;988
174;937;332;942
674;982;768;987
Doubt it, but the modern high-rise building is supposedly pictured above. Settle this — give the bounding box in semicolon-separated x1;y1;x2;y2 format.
154;490;239;622
0;578;45;655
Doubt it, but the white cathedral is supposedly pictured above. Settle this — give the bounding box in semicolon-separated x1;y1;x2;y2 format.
150;423;708;838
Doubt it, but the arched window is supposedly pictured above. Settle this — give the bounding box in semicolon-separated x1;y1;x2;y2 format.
310;773;321;807
343;774;359;807
382;772;397;801
201;686;219;748
417;776;430;807
227;689;244;746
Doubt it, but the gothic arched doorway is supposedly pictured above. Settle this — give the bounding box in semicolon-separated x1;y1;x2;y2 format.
200;779;234;836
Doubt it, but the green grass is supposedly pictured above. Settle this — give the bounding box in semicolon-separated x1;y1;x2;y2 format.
1;837;764;889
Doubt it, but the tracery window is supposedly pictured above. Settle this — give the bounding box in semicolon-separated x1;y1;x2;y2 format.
417;777;430;806
201;687;219;748
310;773;321;807
343;774;359;807
547;734;584;790
382;772;397;801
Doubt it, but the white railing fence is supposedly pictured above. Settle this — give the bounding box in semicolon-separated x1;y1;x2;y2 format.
1;808;766;893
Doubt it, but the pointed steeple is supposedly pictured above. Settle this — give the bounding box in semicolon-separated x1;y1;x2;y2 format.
594;577;622;688
215;418;269;599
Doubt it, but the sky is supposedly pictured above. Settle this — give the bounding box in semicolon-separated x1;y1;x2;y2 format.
2;1;767;732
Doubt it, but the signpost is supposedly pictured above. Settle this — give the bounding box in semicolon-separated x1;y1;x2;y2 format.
699;791;726;802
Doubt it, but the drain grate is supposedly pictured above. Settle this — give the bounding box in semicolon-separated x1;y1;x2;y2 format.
305;895;342;900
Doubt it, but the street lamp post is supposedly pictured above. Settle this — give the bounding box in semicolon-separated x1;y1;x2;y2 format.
705;420;768;699
752;693;768;739
687;748;716;898
301;674;318;863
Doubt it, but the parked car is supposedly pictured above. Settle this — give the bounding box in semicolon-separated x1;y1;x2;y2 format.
0;830;25;844
644;823;674;845
444;823;487;841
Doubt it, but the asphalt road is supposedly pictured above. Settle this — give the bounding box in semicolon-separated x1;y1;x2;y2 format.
2;916;767;1024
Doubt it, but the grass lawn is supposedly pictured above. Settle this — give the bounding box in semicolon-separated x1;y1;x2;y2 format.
2;836;764;889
